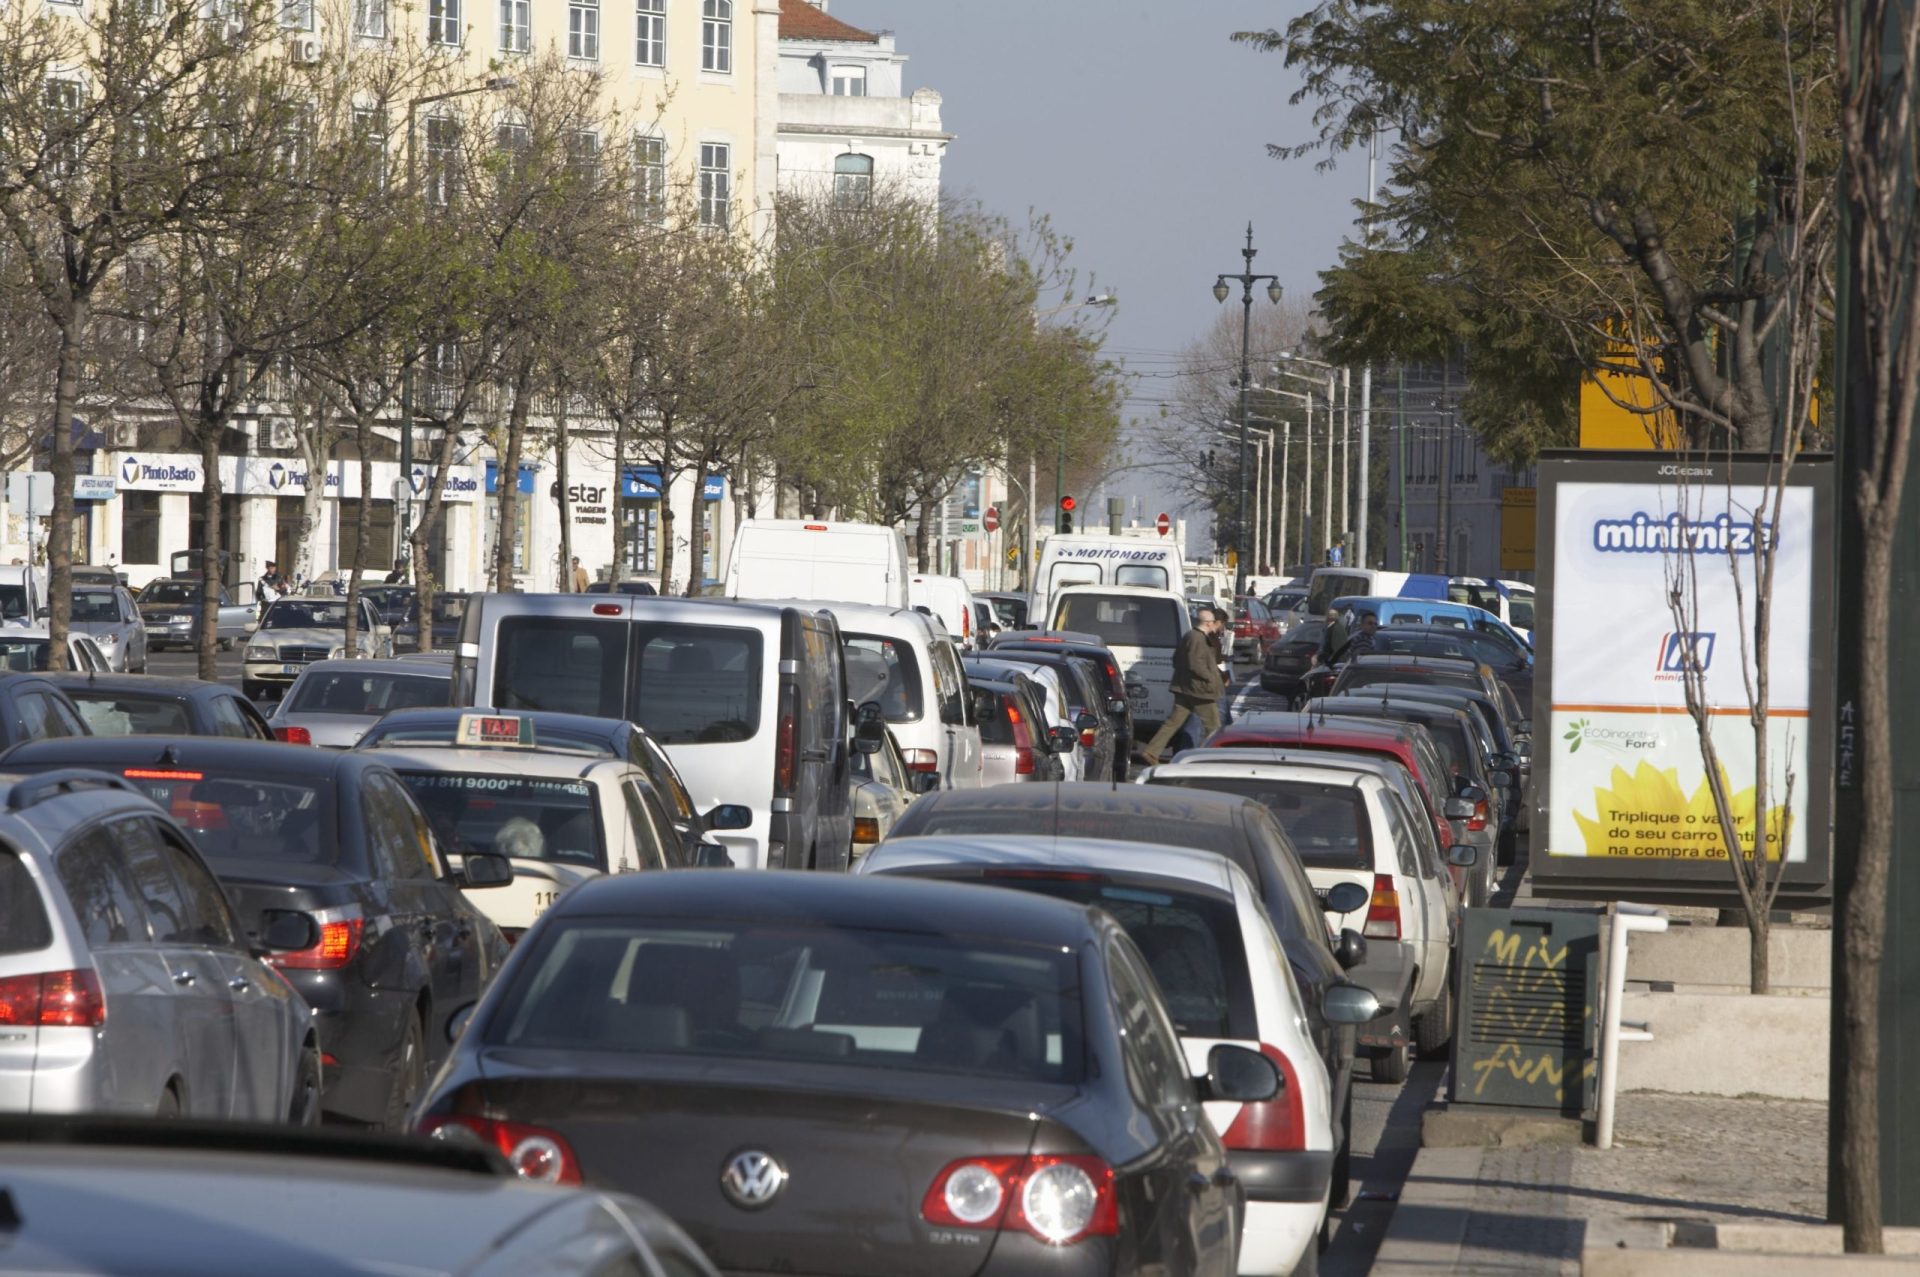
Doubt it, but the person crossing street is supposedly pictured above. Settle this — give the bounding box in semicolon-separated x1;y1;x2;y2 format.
1134;606;1227;765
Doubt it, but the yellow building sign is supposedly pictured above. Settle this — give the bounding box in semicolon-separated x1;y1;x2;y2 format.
1578;368;1682;450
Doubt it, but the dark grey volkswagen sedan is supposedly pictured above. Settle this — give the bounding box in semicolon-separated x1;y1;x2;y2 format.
412;871;1280;1276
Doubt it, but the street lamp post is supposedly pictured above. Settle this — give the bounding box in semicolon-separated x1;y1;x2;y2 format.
399;76;514;580
1213;225;1282;597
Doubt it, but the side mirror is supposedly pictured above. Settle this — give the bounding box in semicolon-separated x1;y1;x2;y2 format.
909;771;941;795
447;1003;477;1044
1444;796;1475;820
1073;710;1098;732
1323;981;1383;1025
1335;927;1367;970
1107;697;1127;715
1516;718;1533;736
1049;725;1079;751
1323;881;1369;915
1447;843;1480;868
1489;769;1515;788
460;852;514;889
705;804;753;831
1513;737;1533;759
256;909;318;953
34;606;48;620
694;842;735;868
1456;781;1488;803
1490;753;1519;772
1197;1043;1279;1103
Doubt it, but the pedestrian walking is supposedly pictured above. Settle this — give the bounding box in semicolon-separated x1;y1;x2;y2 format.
1134;606;1227;765
570;556;590;593
384;557;407;584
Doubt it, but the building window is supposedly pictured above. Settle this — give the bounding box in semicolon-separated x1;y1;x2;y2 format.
698;142;729;227
428;0;460;46
496;120;529;181
424;115;459;206
499;0;529;51
566;129;598;185
45;79;84;180
351;106;388;191
633;134;666;221
621;498;657;574
353;0;386;36
279;0;314;29
121;493;161;566
832;152;872;207
701;0;730;72
830;65;866;96
635;0;663;65
569;0;598;59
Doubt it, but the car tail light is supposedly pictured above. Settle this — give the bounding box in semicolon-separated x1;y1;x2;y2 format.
268;916;364;971
774;683;797;797
922;1154;1117;1245
273;725;312;745
1079;723;1097;748
1468;797;1488;832
852;816;880;844
1219;1043;1306;1152
1364;873;1402;940
419;1115;582;1185
1006;701;1035;776
0;969;105;1028
591;603;622;616
900;748;939;774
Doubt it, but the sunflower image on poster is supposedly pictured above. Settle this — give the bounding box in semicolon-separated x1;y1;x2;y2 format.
1570;758;1793;861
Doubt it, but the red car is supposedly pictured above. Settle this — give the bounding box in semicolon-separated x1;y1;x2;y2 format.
1230;596;1282;664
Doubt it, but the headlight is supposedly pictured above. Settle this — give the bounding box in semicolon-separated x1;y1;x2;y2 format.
245;645;274;660
328;646;350;660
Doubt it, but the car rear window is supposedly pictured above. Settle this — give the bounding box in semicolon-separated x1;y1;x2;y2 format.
393;770;606;870
1053;595;1181;649
489;920;1084;1083
68;692;192;736
843;633;924;722
0;848;51;954
0;639;53;672
974;689;1014;745
119;771;338;866
287;672;449;716
1154;776;1373;872
1339;664;1482;696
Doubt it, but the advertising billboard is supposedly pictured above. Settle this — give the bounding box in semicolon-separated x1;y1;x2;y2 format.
1532;452;1832;905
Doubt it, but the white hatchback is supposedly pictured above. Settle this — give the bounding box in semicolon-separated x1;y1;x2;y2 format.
859;834;1378;1276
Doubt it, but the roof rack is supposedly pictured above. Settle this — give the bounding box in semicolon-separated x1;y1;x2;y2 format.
5;769;141;813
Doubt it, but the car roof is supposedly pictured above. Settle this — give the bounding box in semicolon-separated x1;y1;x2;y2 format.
0;736;369;780
291;658;452;679
551;869;1110;950
364;706;632;739
1226;711;1427;743
1054;584;1183;600
365;746;612;780
989;630;1113;652
1155;747;1404;785
907;781;1253;827
864;834;1240;897
1346;653;1483;672
39;673;226;695
1302;696;1472;725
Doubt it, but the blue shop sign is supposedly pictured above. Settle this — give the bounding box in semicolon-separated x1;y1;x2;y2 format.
621;467;725;502
484;460;538;494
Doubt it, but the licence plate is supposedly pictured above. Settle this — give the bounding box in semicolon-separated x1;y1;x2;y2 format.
280;664;303;675
1128;686;1149;705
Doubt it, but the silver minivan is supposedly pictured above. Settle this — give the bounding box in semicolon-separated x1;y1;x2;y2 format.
0;769;321;1120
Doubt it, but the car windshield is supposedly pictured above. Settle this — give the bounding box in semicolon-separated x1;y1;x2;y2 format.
1508;593;1535;629
139;582;196;605
119;770;336;865
71;590;121;624
1156;776;1374;872
365;590;413;625
0;586;28;621
0;638;53;671
287;671;448;716
68;691;192;735
488;919;1085;1083
393;770;606;870
1054;594;1182;648
262;600;350;629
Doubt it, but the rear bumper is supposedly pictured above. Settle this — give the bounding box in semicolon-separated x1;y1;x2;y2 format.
1239;1197;1326;1275
285;972;411;1124
1233;1148;1334;1205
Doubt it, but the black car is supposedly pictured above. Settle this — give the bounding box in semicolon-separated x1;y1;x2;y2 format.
395;591;471;654
585;580;659;596
886;782;1374;1208
44;673;273;739
1260;618;1328;699
0;737;515;1127
1330;655;1526;734
362;585;416;628
414;871;1275;1276
1368;623;1535;709
0;673;91;748
988;631;1136;772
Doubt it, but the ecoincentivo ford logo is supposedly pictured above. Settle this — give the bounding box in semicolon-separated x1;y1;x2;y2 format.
1564;717;1662;755
1590;512;1772;555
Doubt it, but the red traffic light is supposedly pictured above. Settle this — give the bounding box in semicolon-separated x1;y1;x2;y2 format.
1059;496;1077;512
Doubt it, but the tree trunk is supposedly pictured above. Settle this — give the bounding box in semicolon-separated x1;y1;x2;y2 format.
343;412;373;656
410;416;461;649
556;383;574;589
293;407;328;589
609;410;629;581
913;499;931;572
1749;911;1772;997
197;423;223;681
657;477;676;595
684;470;705;598
45;314;87;672
493;361;535;593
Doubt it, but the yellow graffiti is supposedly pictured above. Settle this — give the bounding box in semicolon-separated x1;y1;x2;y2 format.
1482;928;1569;970
1472;928;1582;1104
1467;1043;1596;1101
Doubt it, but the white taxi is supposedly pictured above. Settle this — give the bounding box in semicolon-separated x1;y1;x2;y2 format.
364;713;686;940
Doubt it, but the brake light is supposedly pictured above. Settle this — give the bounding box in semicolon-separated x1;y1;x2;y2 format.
0;969;105;1028
1364;873;1402;940
1079;724;1097;748
268;917;363;971
1468;798;1489;833
419;1115;582;1185
900;748;939;774
774;683;797;797
1219;1043;1305;1152
803;523;829;531
1103;660;1124;697
272;725;312;745
922;1154;1118;1245
591;603;623;616
124;769;204;781
1006;701;1035;776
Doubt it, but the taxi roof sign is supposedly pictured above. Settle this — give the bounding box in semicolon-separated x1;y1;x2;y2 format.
455;713;536;748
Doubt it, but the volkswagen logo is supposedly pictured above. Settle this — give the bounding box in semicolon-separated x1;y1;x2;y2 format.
719;1148;787;1210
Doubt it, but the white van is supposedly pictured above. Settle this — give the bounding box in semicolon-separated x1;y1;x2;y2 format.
907;573;978;650
725;519;910;610
777;600;984;791
0;565;46;628
1032;533;1185;622
1048;584;1194;748
452;593;856;872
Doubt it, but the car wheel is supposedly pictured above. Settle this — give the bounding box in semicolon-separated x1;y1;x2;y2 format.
1329;1084;1352;1210
290;1041;322;1125
218;636;233;652
382;1011;427;1132
1372;1040;1410;1084
1416;969;1455;1060
154;1083;182;1119
242;680;263;701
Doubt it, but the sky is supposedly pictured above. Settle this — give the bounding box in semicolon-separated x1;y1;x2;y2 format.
828;0;1364;548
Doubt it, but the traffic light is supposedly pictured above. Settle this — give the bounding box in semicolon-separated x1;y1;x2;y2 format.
1057;495;1076;533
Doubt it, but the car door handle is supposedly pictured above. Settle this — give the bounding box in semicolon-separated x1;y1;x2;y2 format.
228;977;251;992
171;970;195;987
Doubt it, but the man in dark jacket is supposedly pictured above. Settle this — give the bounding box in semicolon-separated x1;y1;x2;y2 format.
1136;606;1227;764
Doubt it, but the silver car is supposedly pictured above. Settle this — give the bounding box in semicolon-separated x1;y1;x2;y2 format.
267;658;452;747
136;578;256;652
242;596;393;701
0;769;321;1120
69;585;147;673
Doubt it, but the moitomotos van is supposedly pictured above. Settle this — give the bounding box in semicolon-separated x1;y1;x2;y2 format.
907;573;979;650
1049;584;1198;752
454;593;856;871
723;519;910;610
1032;533;1186;624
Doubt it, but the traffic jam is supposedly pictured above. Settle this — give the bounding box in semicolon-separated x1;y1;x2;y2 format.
0;520;1535;1276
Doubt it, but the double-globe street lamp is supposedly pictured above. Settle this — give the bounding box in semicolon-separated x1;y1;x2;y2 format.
395;75;516;580
1212;225;1283;596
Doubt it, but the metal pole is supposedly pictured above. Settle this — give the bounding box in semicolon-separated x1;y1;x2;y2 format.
400;98;417;580
1236;274;1253;596
1358;130;1378;570
1303;395;1313;565
1397;364;1408;568
1278;420;1290;571
1340;366;1352;559
1027;453;1037;592
1324;371;1336;564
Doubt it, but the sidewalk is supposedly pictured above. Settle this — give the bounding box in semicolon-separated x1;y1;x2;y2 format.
1371;1090;1829;1274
